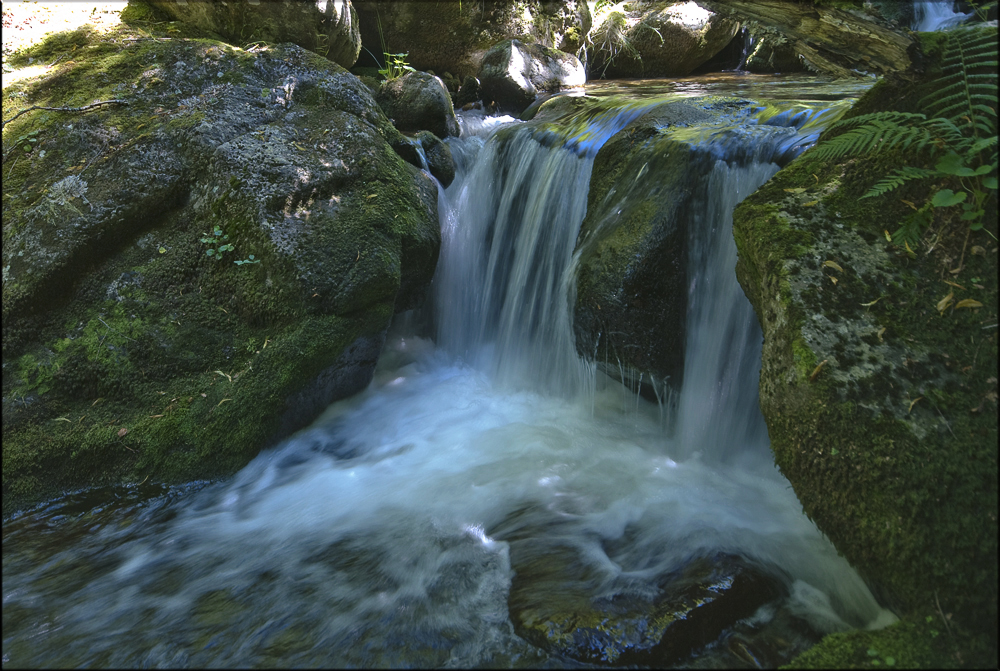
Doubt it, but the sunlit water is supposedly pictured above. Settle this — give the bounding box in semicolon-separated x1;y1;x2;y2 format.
3;76;896;668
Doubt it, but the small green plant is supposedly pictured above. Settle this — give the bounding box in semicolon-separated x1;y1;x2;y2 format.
201;225;234;260
810;26;997;246
375;10;414;82
234;254;259;266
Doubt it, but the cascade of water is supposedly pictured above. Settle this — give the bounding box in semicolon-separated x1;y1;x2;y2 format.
674;159;776;463
1;87;897;669
912;0;971;31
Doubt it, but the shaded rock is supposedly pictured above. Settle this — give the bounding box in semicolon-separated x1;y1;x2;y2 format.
479;39;585;114
454;75;481;108
353;0;590;79
598;1;740;78
1;26;439;512
694;0;914;78
145;0;362;68
376;70;460;138
572;101;712;393
742;32;806;73
415;131;456;188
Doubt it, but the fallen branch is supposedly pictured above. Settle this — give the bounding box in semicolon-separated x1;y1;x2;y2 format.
2;99;129;129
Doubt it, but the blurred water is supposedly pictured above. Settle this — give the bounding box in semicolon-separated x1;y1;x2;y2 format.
2;78;897;668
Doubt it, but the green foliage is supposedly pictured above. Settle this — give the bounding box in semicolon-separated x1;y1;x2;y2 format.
811;27;998;245
379;52;415;82
374;9;413;82
584;1;643;78
200;224;233;260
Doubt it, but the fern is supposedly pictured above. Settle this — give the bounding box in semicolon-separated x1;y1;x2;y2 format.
811;25;998;241
863;166;937;199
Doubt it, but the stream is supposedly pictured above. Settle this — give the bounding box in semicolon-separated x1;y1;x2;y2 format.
2;74;897;668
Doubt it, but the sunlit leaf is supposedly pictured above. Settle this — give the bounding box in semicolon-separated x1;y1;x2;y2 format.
936;291;955;314
954;299;983;309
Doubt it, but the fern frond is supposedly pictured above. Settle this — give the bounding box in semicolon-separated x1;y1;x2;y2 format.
810;119;933;160
861;166;936;199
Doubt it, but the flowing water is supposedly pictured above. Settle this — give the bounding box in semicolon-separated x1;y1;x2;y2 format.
912;0;972;31
3;75;896;668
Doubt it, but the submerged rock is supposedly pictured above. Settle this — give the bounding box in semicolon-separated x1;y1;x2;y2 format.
508;545;787;666
1;24;439;512
479;39;586;114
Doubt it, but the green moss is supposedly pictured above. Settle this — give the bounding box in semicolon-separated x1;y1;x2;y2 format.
790;615;992;669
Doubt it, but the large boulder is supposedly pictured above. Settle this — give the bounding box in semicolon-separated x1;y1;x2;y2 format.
1;24;439;512
353;0;591;80
376;70;460;138
597;1;740;78
479;39;585;114
732;29;997;665
143;0;362;68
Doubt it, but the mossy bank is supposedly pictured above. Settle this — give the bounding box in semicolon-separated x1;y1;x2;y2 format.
732;30;997;668
2;21;439;514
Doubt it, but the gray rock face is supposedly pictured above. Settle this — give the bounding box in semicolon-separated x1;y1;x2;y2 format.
479;39;586;113
146;0;362;68
597;1;740;78
2;30;439;510
376;70;460;138
353;0;591;79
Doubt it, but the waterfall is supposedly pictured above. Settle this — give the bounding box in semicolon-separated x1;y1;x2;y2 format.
912;0;971;31
2;87;896;668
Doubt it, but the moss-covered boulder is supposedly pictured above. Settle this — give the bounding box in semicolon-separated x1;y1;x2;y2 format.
143;0;363;68
731;33;997;667
479;39;585;114
375;70;459;138
1;24;439;513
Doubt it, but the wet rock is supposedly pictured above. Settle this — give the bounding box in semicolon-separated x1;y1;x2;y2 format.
597;1;740;78
415;131;456;188
572;101;712;393
145;0;362;68
376;70;460;138
479;39;586;114
2;28;439;512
